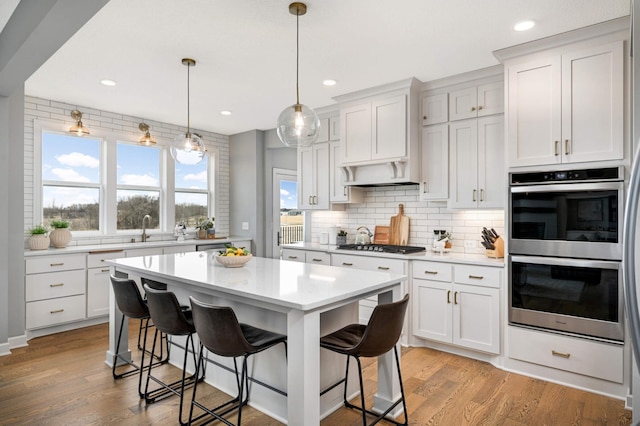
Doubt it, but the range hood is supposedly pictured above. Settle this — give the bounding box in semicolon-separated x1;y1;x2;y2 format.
340;159;420;187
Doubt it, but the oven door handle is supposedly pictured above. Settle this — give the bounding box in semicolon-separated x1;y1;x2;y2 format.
510;255;621;270
510;181;623;193
624;144;640;373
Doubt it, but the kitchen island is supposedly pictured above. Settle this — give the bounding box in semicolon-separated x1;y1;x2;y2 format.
107;251;407;425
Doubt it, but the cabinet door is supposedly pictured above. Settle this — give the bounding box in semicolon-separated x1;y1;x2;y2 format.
421;93;448;125
305;251;331;265
412;279;452;344
87;267;111;317
507;57;561;167
561;41;624;163
313;143;330;209
281;248;305;262
329;117;340;141
452;283;500;354
477;81;504;117
317;118;330;143
449;119;479;209
419;124;449;201
477;116;505;208
449;86;478;121
330;141;351;203
341;103;372;163
297;146;315;209
372;95;407;160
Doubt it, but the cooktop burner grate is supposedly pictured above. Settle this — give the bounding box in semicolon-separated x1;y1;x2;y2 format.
336;244;426;254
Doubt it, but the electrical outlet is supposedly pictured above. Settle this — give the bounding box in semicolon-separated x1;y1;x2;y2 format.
242;222;249;230
464;240;477;249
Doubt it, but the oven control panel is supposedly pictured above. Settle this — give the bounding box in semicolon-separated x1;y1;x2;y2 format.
510;166;622;185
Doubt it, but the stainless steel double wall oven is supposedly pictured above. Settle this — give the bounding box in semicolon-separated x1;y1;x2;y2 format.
508;167;624;342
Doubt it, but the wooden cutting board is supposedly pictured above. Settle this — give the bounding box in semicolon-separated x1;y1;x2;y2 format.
389;204;409;245
373;226;390;244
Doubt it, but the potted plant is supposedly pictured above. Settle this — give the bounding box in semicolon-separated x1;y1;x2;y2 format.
438;231;453;249
336;230;347;245
49;219;72;248
195;217;215;239
28;225;50;250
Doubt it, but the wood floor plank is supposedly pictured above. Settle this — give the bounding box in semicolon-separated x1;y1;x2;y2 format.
0;323;632;425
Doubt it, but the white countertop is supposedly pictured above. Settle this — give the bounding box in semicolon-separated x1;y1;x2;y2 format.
24;236;250;257
107;252;407;311
282;242;505;267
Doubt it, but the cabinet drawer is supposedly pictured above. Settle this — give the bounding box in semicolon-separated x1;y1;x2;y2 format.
281;249;305;263
306;251;331;265
332;254;407;274
26;294;86;329
25;269;85;302
411;261;452;282
26;254;86;274
454;264;501;288
508;326;623;383
87;250;125;268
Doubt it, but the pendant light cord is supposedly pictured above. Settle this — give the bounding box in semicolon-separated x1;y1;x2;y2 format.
186;62;191;137
295;5;300;106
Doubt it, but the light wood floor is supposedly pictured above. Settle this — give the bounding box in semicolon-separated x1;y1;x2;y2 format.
0;322;632;425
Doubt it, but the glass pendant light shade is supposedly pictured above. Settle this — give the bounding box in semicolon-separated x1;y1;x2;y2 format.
69;109;90;136
277;103;320;147
170;132;206;165
138;122;156;146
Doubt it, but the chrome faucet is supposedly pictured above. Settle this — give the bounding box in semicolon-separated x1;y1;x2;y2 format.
141;214;151;242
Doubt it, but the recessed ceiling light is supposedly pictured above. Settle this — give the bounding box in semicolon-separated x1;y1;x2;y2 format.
323;79;337;86
100;79;116;86
514;20;535;32
220;110;232;116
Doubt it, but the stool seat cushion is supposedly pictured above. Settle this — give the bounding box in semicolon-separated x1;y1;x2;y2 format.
240;323;287;352
320;324;366;354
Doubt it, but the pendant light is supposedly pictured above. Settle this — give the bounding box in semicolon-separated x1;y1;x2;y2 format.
276;2;320;148
170;58;206;165
138;122;156;146
69;109;90;136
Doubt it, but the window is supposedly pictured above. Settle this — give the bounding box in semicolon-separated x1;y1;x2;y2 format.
42;132;101;231
116;143;160;230
175;156;208;227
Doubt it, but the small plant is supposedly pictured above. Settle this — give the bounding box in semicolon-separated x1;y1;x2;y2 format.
338;230;347;236
28;225;48;236
196;217;215;230
438;231;452;241
50;219;70;229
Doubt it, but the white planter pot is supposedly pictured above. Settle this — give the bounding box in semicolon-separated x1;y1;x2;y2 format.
50;228;72;248
28;235;50;250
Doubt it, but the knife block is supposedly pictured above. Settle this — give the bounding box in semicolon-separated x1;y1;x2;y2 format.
485;236;504;258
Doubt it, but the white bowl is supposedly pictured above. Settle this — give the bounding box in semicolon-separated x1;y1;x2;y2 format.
215;253;252;268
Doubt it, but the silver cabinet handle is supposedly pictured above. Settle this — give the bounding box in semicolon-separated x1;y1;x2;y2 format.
480;189;484;202
552;350;570;359
308;196;312;205
472;189;477;202
468;275;484;280
454;291;458;304
564;139;570;155
447;290;451;304
50;309;64;314
554;141;559;156
49;283;64;287
423;181;428;193
101;268;110;273
424;270;438;275
377;266;390;271
342;262;353;266
50;262;64;267
311;258;323;262
287;255;298;259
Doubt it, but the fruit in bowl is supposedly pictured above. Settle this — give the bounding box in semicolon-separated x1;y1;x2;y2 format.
215;245;252;267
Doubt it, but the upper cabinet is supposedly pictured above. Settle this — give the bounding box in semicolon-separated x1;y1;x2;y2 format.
329;140;364;204
421;93;448;126
449;82;504;121
297;143;330;210
495;18;628;169
335;78;421;186
419;123;449;201
317;117;341;143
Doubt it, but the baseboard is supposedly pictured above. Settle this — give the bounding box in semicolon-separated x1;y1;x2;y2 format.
9;334;28;350
0;342;10;356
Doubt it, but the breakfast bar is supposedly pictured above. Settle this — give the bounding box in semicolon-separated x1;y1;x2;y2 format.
106;251;406;425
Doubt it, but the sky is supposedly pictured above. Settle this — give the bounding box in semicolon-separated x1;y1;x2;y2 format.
42;132;208;208
280;179;298;210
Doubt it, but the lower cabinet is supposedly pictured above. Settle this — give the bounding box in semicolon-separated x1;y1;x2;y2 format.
331;253;408;324
86;250;125;318
412;261;501;354
281;248;330;265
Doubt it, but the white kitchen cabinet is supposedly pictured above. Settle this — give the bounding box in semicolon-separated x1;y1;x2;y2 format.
507;41;623;167
86;250;125;318
449;82;503;121
412;261;501;354
25;254;87;329
281;248;330;265
317;117;340;143
297;142;330;210
341;95;407;164
331;253;408;324
419;124;449;201
329;141;364;204
421;92;448;125
449;116;504;209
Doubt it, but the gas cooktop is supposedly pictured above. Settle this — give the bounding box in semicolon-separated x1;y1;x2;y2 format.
336;244;426;254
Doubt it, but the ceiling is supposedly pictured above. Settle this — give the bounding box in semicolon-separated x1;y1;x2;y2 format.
5;0;632;136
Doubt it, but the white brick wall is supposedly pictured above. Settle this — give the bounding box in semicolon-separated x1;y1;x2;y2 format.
24;96;230;246
311;186;505;255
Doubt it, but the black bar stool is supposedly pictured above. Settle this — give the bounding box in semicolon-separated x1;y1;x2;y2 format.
320;294;410;426
143;284;202;426
188;296;287;426
109;276;168;397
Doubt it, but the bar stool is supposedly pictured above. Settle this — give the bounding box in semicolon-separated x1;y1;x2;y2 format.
188;296;287;426
143;285;202;426
320;294;410;426
109;276;168;397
